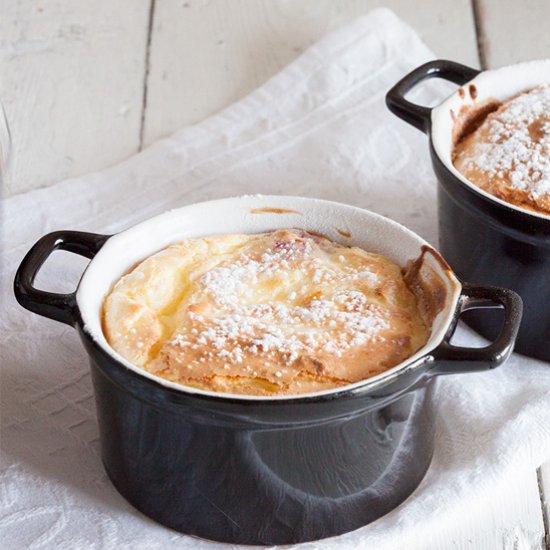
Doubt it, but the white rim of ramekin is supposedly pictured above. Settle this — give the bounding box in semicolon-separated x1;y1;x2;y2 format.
76;195;462;401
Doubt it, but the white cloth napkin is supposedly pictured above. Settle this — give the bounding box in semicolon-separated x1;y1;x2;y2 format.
2;8;549;549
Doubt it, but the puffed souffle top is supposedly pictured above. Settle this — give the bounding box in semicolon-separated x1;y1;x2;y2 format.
102;229;434;396
453;84;550;215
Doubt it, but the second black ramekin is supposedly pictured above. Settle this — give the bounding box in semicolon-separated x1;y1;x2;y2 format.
387;59;550;361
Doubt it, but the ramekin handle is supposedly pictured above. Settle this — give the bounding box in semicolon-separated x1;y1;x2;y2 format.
14;231;110;326
429;283;522;375
385;60;481;133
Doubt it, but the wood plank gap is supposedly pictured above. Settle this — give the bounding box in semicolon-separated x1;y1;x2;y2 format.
139;0;157;150
471;0;488;69
537;465;550;549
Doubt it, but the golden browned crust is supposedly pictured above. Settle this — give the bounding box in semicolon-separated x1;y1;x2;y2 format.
103;229;431;396
453;85;550;215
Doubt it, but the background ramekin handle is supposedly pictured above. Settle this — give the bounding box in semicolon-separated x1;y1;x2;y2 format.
429;283;523;375
385;60;481;133
14;231;110;326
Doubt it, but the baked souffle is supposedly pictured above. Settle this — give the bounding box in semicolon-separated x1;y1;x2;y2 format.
453;84;550;215
103;229;430;396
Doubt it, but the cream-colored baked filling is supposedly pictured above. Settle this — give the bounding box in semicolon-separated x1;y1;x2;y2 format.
453;84;550;215
102;229;430;396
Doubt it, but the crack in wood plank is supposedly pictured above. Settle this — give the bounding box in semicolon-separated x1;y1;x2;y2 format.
139;0;157;150
538;463;550;550
471;0;488;70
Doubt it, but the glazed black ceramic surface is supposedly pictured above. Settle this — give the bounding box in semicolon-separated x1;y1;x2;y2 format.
14;212;522;544
386;59;550;361
86;334;436;544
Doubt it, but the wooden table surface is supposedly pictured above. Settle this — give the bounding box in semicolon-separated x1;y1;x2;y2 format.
1;1;549;548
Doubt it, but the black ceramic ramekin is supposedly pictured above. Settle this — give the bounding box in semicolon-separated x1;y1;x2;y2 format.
386;59;550;361
14;196;522;545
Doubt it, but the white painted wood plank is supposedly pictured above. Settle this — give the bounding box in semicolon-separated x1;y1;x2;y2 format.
411;469;546;550
142;0;479;145
0;0;151;197
539;460;550;548
475;0;550;68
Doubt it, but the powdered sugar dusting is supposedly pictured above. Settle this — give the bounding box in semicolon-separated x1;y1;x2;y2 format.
462;84;550;200
168;232;390;366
